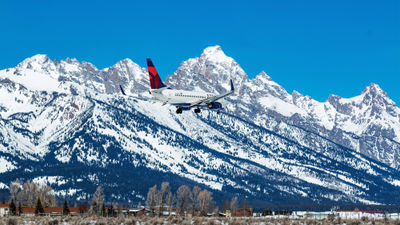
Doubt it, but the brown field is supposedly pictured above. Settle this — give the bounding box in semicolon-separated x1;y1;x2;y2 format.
1;216;400;225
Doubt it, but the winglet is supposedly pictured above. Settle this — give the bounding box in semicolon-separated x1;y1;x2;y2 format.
230;79;234;92
120;85;126;95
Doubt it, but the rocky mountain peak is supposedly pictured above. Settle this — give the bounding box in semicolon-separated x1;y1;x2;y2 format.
250;71;291;102
291;90;305;104
200;45;233;64
11;54;61;81
63;57;80;64
255;71;272;81
166;46;248;93
16;54;54;71
362;83;388;97
360;83;395;107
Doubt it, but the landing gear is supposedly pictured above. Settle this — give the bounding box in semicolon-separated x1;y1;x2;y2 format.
176;107;183;114
194;108;201;113
217;110;220;114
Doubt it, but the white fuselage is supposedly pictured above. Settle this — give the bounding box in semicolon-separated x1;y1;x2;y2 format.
150;88;213;106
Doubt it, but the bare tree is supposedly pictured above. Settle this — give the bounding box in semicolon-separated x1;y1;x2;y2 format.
166;192;174;215
176;185;191;216
10;181;56;208
90;186;105;215
190;186;201;216
158;182;170;215
38;185;56;208
213;205;219;217
20;182;38;207
241;197;249;209
230;196;238;216
198;190;212;216
146;185;158;215
221;199;230;212
9;179;21;202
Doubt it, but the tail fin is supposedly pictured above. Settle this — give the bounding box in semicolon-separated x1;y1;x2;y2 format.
147;58;166;89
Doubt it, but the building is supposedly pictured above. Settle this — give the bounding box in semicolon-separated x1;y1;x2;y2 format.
16;207;81;217
304;211;333;219
43;207;81;216
335;210;384;219
0;204;9;217
19;207;35;217
122;208;150;217
234;208;253;217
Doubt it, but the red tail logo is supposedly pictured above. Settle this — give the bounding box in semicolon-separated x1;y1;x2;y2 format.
147;58;166;89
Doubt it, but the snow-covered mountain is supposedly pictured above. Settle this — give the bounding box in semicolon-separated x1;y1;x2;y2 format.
0;46;400;205
166;46;400;169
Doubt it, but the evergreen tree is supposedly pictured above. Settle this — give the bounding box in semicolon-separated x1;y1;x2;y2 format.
101;203;106;217
90;201;97;215
35;198;44;216
111;204;115;217
18;202;23;216
108;205;114;217
9;199;16;216
62;199;70;216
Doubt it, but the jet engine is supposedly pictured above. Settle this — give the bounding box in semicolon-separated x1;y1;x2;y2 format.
208;102;222;109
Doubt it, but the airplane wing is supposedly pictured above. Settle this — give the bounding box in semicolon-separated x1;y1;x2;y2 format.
189;80;234;108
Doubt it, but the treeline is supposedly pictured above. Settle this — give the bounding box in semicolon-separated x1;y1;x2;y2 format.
146;182;213;216
87;186;120;217
9;179;57;208
145;182;248;216
5;179;248;217
7;179;58;216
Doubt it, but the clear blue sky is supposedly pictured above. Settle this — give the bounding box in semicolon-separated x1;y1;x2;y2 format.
0;0;399;103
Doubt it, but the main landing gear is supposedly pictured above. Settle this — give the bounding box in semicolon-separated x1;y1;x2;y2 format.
176;107;183;114
194;108;201;113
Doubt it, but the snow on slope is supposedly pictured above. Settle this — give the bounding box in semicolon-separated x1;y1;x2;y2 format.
0;156;16;173
165;45;400;168
0;47;400;204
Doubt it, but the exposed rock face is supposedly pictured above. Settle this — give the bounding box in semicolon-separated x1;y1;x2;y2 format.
165;46;400;169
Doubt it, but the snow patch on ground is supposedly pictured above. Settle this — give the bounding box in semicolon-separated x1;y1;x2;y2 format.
0;182;8;189
259;96;305;117
0;157;16;173
33;176;66;186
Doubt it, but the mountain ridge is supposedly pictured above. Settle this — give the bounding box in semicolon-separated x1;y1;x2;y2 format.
0;46;399;205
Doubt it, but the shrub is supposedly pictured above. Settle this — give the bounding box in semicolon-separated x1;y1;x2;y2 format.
361;216;369;222
47;219;59;225
391;219;400;225
348;220;361;225
193;217;203;225
125;218;136;225
7;218;17;225
206;218;216;225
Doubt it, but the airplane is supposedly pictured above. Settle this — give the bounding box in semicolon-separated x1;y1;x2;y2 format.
120;58;234;114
